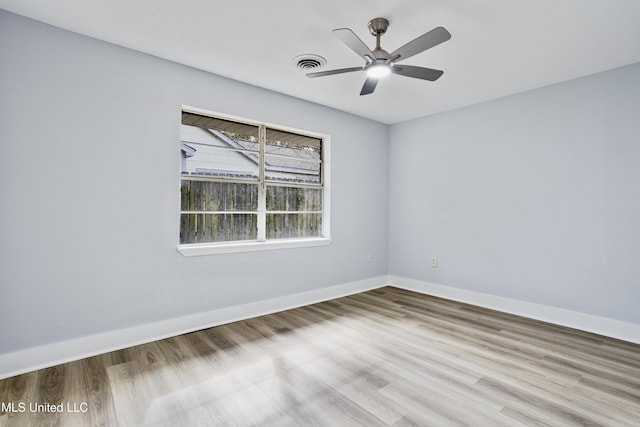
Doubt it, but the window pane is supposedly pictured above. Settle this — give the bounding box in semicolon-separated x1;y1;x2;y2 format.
264;155;320;184
181;138;259;180
266;214;322;239
181;112;260;180
183;143;259;179
266;186;322;212
265;128;321;184
181;180;258;212
182;112;259;140
180;213;257;244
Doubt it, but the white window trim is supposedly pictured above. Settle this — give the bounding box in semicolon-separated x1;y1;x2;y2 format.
178;105;331;256
177;237;332;256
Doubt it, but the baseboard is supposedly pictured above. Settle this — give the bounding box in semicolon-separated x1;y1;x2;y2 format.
389;275;640;345
0;276;388;380
4;274;636;380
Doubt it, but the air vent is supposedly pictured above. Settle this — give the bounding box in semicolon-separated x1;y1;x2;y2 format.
292;54;326;71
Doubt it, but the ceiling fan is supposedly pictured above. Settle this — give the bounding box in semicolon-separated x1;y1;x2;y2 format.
307;18;451;95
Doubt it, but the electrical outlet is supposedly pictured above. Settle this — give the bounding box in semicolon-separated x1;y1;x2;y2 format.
367;253;372;263
431;257;438;268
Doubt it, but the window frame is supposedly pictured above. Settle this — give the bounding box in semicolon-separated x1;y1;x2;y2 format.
177;106;331;256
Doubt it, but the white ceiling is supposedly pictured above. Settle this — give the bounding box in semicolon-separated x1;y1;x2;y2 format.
2;0;640;124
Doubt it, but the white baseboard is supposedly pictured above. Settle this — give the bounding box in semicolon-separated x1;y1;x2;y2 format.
0;276;388;380
3;275;637;380
389;275;640;345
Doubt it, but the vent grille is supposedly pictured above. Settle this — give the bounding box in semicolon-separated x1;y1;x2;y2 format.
292;54;326;71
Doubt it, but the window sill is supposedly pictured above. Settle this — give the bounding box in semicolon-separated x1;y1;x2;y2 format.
177;237;332;256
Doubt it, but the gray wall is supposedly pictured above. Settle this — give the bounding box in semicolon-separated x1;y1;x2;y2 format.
0;11;389;354
389;61;640;323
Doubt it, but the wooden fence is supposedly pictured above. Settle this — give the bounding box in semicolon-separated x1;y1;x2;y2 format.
180;180;322;243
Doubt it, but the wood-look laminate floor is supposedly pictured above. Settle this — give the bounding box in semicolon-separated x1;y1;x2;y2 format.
1;287;639;426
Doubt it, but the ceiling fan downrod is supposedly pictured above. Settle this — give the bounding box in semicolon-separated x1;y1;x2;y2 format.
368;18;389;57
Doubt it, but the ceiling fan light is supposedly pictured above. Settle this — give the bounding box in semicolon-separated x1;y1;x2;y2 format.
367;63;391;79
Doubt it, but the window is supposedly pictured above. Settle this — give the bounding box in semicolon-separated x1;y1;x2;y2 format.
178;107;330;255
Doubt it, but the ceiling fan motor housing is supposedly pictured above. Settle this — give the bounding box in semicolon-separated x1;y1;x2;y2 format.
368;18;389;36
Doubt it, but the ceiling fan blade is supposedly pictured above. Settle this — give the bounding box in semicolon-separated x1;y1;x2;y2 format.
392;65;444;81
360;77;378;95
307;66;363;78
390;27;451;62
333;28;376;62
